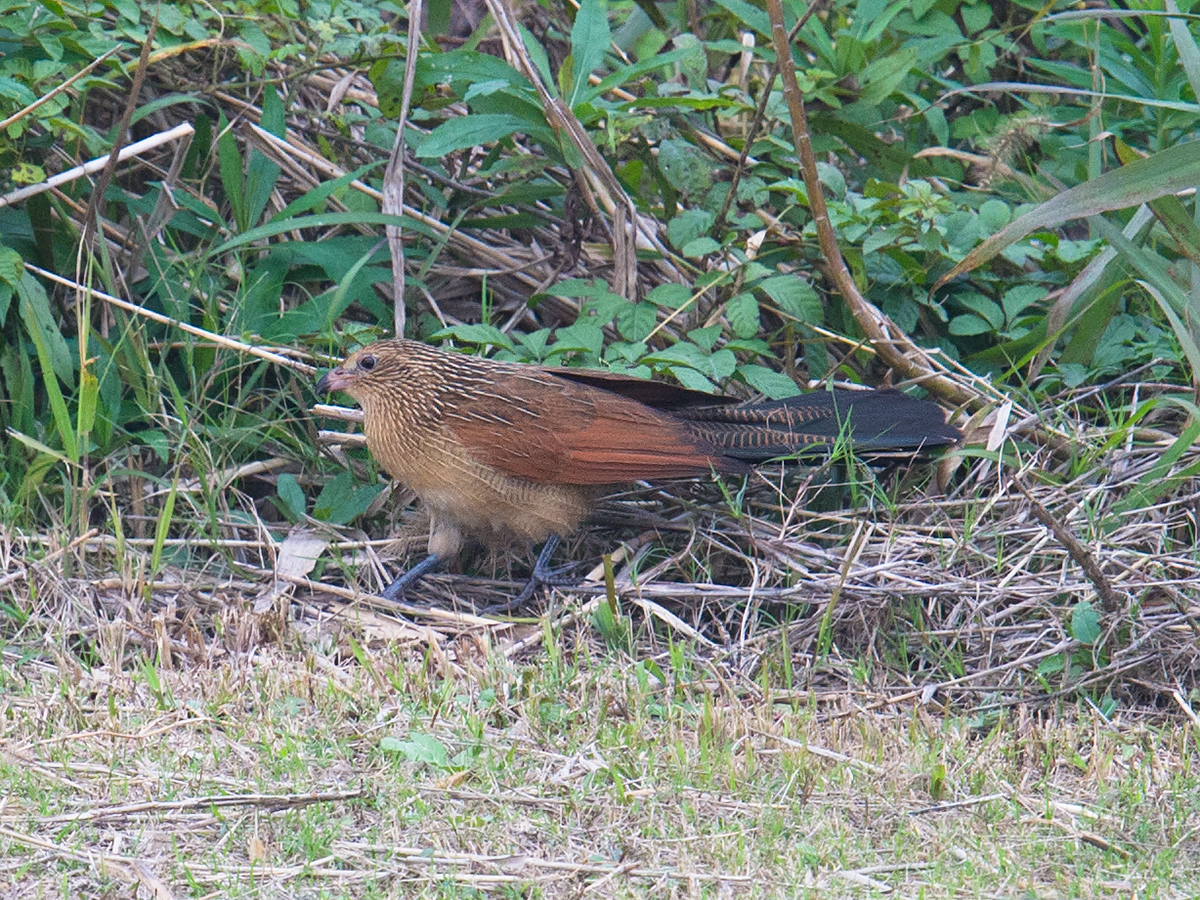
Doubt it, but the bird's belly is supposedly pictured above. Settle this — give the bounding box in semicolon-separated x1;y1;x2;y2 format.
415;472;589;546
372;432;588;547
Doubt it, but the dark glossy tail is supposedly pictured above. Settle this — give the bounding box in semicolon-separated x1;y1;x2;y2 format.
679;389;961;462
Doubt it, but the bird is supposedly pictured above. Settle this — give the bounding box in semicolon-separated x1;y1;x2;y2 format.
315;338;961;605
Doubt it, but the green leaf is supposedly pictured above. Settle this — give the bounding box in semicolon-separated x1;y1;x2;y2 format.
1001;285;1047;323
383;732;451;768
949;314;992;336
646;283;694;309
261;86;285;137
681;236;720;258
738;364;801;399
569;0;610;109
616;301;657;342
211;212;433;255
518;24;555;90
586;46;700;103
271;161;384;221
217;114;245;229
417;114;553;157
667;365;716;393
725;293;760;339
667;208;714;249
432;324;516;351
941;140;1200;285
543;278;623;300
1070;601;1101;646
687;325;722;351
859;47;918;105
276;473;307;521
0;246;23;287
548;321;605;357
657;138;712;197
17;280;76;462
1037;654;1065;676
1107;413;1200;526
758;276;822;323
242;150;281;232
315;475;385;526
708;0;771;37
956;293;1004;329
77;368;98;441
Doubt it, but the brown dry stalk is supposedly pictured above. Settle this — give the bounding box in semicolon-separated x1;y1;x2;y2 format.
764;0;977;408
1009;475;1122;614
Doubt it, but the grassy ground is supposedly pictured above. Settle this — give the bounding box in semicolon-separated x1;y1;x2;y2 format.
2;565;1198;898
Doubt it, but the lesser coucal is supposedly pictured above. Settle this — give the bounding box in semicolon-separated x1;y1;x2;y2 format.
315;338;960;602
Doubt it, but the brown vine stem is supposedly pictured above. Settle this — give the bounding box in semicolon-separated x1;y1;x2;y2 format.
762;0;982;412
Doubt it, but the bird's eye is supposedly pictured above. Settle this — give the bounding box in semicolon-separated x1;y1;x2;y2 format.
359;355;377;372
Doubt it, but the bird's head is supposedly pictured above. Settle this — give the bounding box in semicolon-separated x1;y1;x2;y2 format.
315;340;406;402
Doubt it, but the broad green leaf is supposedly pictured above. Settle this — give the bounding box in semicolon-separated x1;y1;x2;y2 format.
432;323;516;350
667;208;714;249
569;0;610;109
616;301;657;342
417;114;549;158
939;140;1200;285
276;473;306;521
381;732;451;767
725;293;760;339
738;364;801;399
646;283;694;309
657;138;712;197
758;276;822;323
1071;601;1101;646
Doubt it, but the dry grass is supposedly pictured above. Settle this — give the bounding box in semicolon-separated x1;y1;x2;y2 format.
2;435;1200;898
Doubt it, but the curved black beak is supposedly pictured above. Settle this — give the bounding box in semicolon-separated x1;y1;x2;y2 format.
315;372;332;395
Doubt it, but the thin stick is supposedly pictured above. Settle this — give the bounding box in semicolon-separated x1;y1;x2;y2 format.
0;123;194;209
25;264;313;374
383;0;424;337
1009;475;1122;614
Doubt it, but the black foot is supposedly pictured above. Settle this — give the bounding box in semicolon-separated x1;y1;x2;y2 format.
480;535;567;615
379;553;442;601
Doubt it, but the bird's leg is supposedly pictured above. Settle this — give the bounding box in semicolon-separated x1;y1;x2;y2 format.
379;553;442;601
481;534;563;614
378;514;463;601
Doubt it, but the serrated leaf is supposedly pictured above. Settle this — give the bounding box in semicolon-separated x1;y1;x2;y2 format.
725;293;760;339
646;283;693;309
616;302;657;342
431;323;515;350
738;364;801;399
758;276;822;323
1071;601;1101;646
